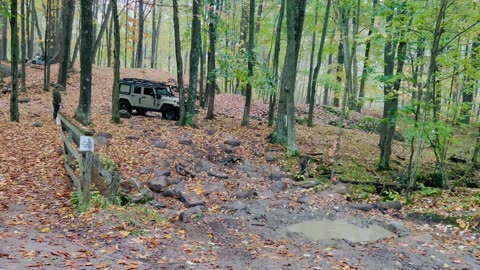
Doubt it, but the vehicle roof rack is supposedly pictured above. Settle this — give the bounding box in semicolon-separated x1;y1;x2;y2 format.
121;78;168;85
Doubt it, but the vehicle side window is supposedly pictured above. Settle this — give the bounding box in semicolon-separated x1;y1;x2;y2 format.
133;86;141;94
144;87;154;96
119;84;130;94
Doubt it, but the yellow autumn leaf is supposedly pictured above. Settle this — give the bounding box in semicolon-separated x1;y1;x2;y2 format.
194;186;204;194
118;230;130;237
177;230;185;235
456;219;467;229
40;227;50;233
96;263;110;269
165;234;172;239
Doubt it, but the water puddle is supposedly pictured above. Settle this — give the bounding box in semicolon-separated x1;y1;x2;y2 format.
287;219;396;242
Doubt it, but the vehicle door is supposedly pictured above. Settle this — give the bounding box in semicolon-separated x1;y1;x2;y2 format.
131;86;142;106
142;87;156;109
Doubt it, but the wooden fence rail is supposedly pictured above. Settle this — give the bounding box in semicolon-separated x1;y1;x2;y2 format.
58;113;121;205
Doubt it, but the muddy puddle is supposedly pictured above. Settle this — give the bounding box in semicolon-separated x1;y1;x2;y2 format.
287;219;396;242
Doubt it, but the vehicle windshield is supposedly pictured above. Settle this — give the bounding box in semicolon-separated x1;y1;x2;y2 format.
155;87;173;97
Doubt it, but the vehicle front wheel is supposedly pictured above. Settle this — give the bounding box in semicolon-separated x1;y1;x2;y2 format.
162;106;179;120
120;100;132;114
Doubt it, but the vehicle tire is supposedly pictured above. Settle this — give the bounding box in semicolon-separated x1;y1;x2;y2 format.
120;100;132;114
162;105;178;120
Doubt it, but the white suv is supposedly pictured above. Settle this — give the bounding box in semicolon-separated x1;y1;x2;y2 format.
119;78;180;120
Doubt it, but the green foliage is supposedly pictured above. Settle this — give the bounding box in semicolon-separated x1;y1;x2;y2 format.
382;190;401;202
416;184;443;197
216;49;276;97
295;117;308;125
416;173;444;189
337;161;375;182
356;116;381;133
286;149;300;158
98;153;119;171
268;131;287;145
71;191;112;212
129;229;147;237
294;173;306;181
472;193;480;206
350;184;378;201
114;205;166;227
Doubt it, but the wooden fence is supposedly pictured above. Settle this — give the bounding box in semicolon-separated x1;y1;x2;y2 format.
58;113;121;205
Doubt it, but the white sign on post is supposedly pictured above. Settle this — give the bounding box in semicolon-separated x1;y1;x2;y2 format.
79;136;94;152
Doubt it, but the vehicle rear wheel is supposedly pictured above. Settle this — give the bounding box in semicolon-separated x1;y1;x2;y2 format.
162;105;179;120
120;100;132;114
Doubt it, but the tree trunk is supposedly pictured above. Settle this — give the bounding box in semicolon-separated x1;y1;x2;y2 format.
131;4;137;68
307;0;331;127
57;0;75;89
236;0;249;95
271;0;306;154
333;40;343;107
322;53;333;105
254;0;263;35
44;0;51;91
337;5;354;111
306;4;319;104
378;11;396;171
70;35;80;69
74;0;93;125
92;0;111;64
428;0;451;188
350;0;361;111
106;12;112;67
10;0;19;122
124;9;128;68
358;0;377;113
1;17;7;60
31;1;44;54
205;1;217;120
20;0;26;92
152;0;163;68
199;24;206;108
135;0;144;68
186;0;202;125
111;0;120;123
172;0;185;125
378;4;409;170
461;39;479;124
241;0;255;127
27;0;34;58
151;0;157;68
267;0;285;127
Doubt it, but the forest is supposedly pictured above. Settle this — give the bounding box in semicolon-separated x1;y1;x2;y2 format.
0;0;480;269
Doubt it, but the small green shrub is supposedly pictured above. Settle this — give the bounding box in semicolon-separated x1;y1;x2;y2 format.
98;153;119;171
295;118;308;125
356;116;381;133
472;192;480;206
71;190;112;212
417;185;443;197
382;190;401;202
